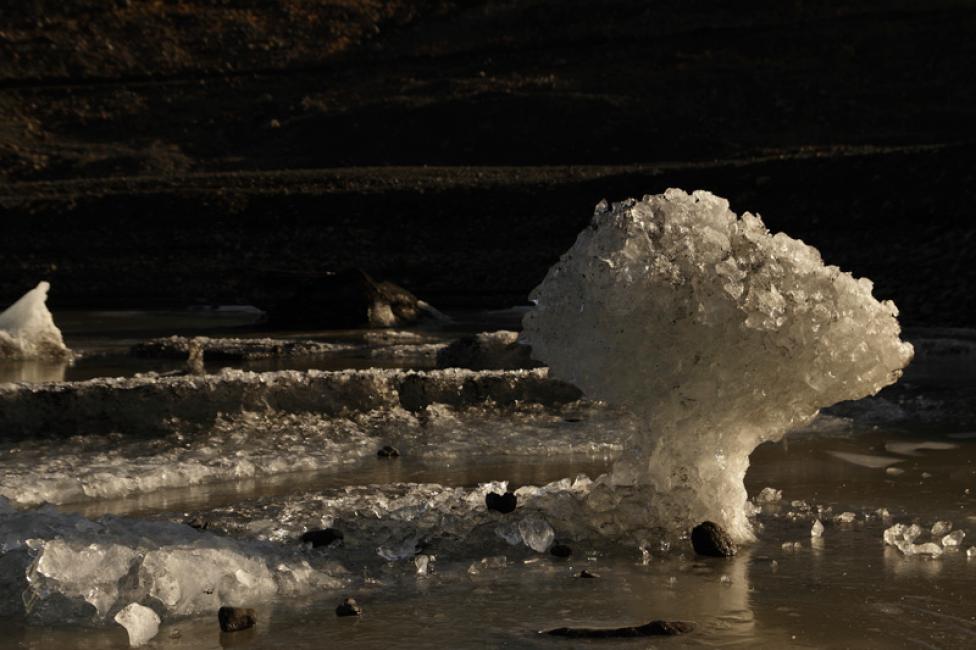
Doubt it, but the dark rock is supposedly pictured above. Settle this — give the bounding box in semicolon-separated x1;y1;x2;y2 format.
301;528;343;548
578;569;599;578
218;606;257;633
185;515;208;530
377;445;400;458
690;521;737;557
485;491;517;514
336;597;363;617
550;543;573;558
545;620;695;638
436;331;542;370
260;269;433;329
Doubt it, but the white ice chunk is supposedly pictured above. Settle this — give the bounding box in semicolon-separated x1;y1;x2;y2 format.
834;512;856;524
524;189;913;541
114;603;160;647
967;547;976;559
941;530;965;547
0;282;72;360
518;514;555;552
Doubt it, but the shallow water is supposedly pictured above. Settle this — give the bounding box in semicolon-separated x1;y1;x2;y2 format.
1;311;974;649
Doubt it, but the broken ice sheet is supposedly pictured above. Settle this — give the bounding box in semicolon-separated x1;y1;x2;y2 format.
827;451;904;469
884;441;959;456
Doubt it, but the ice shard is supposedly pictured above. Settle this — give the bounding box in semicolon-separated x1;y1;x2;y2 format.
0;282;72;360
523;189;913;541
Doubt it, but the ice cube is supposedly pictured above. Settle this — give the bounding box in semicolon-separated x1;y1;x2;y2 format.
811;519;824;538
834;512;856;524
941;530;965;547
883;523;906;546
931;521;953;536
414;554;431;576
114;603;160;647
756;487;782;504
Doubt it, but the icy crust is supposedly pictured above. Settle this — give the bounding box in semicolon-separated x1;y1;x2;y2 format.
0;367;582;438
177;479;600;557
0;402;625;507
130;334;449;365
523;189;913;541
0;282;73;361
0;476;627;628
130;336;364;360
0;502;345;624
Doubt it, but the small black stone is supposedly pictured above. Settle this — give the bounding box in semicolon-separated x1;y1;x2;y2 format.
377;445;400;458
578;569;599;578
690;521;737;557
185;515;208;530
218;606;256;633
485;491;517;514
301;528;343;548
336;597;363;617
545;620;694;638
550;543;573;558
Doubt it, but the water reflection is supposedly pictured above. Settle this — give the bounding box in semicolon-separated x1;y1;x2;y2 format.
0;360;68;384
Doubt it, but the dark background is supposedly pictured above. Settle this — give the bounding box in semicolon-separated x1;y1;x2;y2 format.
1;1;973;324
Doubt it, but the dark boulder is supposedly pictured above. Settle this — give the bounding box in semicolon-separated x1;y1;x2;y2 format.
336;597;363;617
578;569;599;578
218;607;257;633
690;521;737;557
485;491;517;513
545;620;694;637
301;528;343;548
260;268;436;330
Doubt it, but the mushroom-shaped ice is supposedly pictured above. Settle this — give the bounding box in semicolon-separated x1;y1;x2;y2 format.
0;282;72;360
523;189;913;541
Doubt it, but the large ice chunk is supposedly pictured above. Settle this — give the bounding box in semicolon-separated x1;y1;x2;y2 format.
524;190;913;541
0;282;72;360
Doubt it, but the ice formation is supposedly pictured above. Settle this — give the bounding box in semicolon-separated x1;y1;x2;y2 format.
0;282;72;360
524;189;913;541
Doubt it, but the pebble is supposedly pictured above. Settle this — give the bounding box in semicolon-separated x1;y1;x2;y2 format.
336;597;363;617
690;521;737;557
218;607;256;633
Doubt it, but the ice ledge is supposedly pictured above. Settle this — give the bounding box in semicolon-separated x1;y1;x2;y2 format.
0;368;582;438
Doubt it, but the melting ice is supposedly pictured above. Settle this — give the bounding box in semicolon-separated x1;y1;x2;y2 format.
524;189;913;541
